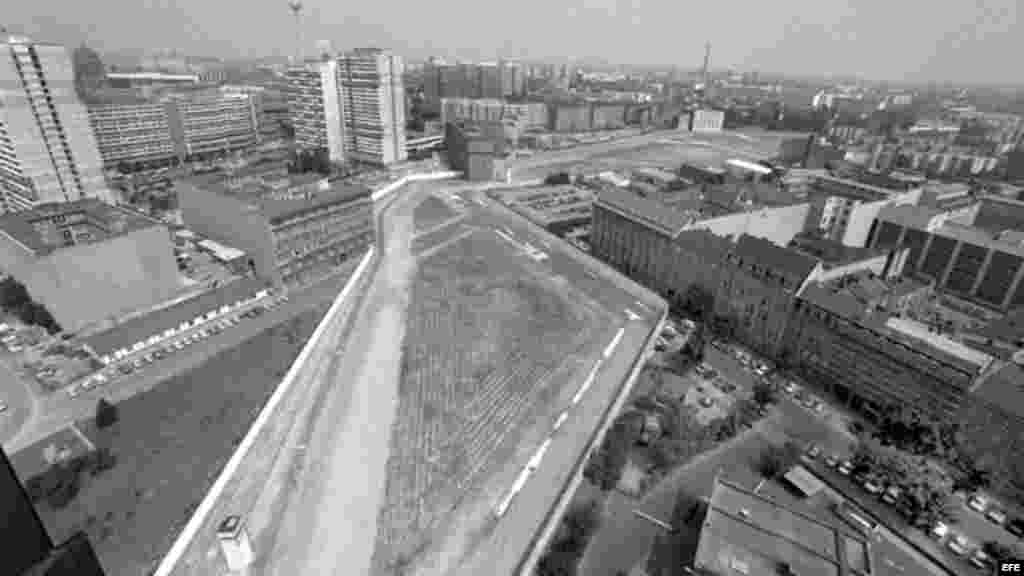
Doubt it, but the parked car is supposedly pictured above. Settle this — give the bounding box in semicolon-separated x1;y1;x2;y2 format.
824;455;840;468
882;486;902;505
143;353;154;363
174;341;185;351
837;461;854;476
0;401;7;413
93;373;108;386
805;444;822;460
967;495;989;513
132;359;144;369
1007;517;1024;538
863;480;883;496
67;386;79;398
699;396;714;408
970;549;993;570
930;522;950;540
947;534;970;557
986;508;1007;526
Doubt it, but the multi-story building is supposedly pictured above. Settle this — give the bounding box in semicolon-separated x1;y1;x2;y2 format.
689;109;725;132
783;279;994;421
444;121;507;182
0;35;114;212
163;92;258;161
870;203;1024;311
691;477;873;576
285;60;346;163
477;62;502;99
0;199;180;333
176;168;373;286
957;362;1024;505
87;101;178;168
716;234;820;357
589;187;813;315
338;48;407;166
809;174;923;248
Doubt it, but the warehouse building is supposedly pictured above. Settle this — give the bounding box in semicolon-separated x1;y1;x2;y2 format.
491;185;594;236
869;203;1024;311
691;477;873;576
176;168;373;287
0;199;180;333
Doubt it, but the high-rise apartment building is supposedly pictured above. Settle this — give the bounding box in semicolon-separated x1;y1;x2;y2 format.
163;92;258;160
87;101;177;167
0;36;113;212
285;60;346;163
338;48;407;166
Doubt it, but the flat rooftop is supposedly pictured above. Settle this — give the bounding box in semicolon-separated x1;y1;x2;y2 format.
186;171;372;224
0;199;162;256
969;362;1024;419
494;185;595;227
694;478;871;576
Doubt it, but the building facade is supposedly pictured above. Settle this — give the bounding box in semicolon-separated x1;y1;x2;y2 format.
338;49;407;166
782;283;991;421
0;199;180;333
286;61;346;163
716;235;819;357
164;93;258;160
87;101;178;167
0;36;113;212
689;109;724;132
957;363;1024;505
177;173;374;287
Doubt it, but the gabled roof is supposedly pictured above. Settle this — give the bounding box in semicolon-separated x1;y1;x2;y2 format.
732;234;819;284
595;188;691;237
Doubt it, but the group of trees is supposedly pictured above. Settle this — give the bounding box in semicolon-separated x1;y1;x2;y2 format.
24;398;120;509
288;149;333;175
584;413;641;491
850;439;956;528
0;277;61;334
871;404;993;496
543;172;573;186
535;500;602;576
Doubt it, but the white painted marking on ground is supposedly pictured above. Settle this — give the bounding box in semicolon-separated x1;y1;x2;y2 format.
553;411;569;431
527;438;552;472
603;328;625;359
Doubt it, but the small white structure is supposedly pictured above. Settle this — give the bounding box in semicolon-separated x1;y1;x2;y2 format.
216;515;254;571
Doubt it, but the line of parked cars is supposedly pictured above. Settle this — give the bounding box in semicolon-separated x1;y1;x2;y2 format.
812;449;1014;571
66;294;291;399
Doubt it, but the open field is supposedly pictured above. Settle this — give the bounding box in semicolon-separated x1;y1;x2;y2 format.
372;228;611;572
413;195;460;233
509;128;806;181
22;302;331;576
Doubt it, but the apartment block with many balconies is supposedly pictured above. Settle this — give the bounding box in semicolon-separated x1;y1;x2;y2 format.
285;60;346;164
0;35;114;213
338;48;407;166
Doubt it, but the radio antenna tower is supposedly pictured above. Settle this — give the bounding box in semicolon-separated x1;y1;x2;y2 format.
287;0;304;64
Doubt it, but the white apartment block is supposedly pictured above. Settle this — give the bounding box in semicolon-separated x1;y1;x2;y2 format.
87;102;177;167
164;93;258;159
338;48;407;166
0;36;113;212
285;60;346;164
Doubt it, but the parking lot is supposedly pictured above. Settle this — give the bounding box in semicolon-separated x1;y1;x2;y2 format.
66;294;289;400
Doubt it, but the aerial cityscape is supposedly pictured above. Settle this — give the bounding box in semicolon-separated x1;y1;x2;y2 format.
2;2;1024;576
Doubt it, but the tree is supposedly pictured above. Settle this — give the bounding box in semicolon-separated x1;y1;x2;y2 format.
95;398;119;429
544;172;572;186
0;277;31;311
752;380;777;408
585;418;636;491
951;462;991;494
758;441;801;480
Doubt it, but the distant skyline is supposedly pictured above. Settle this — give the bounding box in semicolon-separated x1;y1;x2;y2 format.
5;0;1022;85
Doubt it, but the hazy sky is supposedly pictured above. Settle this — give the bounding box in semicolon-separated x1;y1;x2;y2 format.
7;0;1022;83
